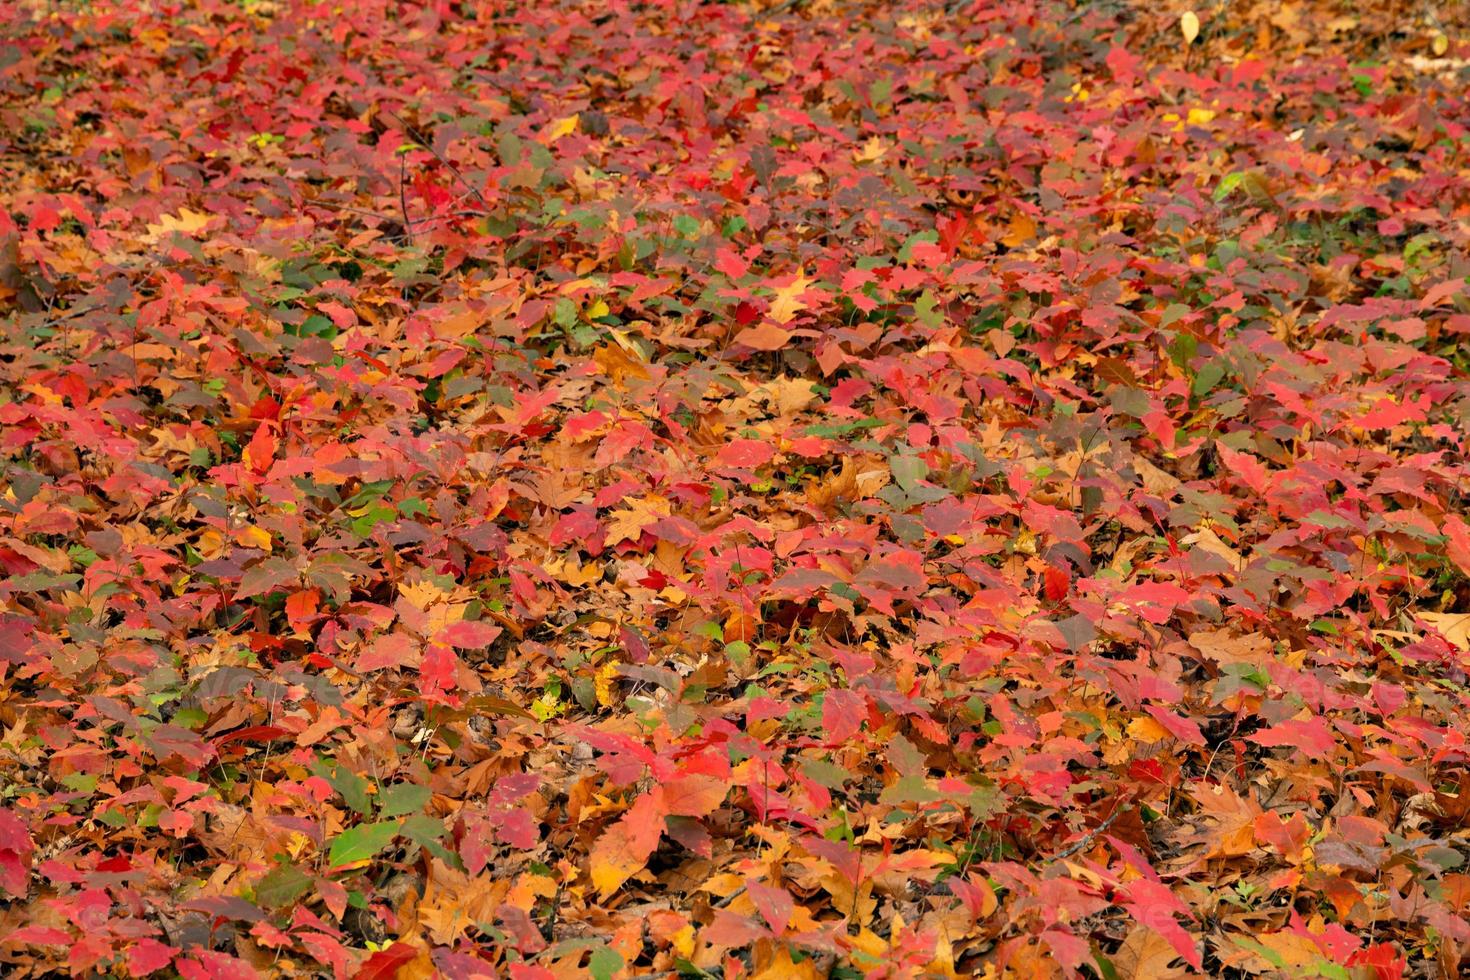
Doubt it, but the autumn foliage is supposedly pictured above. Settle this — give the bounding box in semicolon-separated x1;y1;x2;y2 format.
4;0;1470;976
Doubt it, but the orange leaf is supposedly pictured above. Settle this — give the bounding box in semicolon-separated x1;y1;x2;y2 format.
661;774;728;818
589;792;664;897
734;320;791;351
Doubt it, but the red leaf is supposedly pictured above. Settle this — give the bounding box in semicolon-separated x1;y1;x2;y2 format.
717;438;775;469
244;424;277;474
1043;565;1070;601
353;942;419;980
436;619;503;649
7;925;71;945
211;725;288;748
822;689;864;743
1444;514;1470;579
285;590;319;632
127;938;180;977
1122;880;1202;970
1144;704;1205;746
745;880;793;934
0;808;33;897
1249;717;1336;757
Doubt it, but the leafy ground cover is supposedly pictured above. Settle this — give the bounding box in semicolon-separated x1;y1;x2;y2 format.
3;0;1470;976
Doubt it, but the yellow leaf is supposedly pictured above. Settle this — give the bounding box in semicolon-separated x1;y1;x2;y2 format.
197;529;226;559
236;525;273;552
1431;32;1449;57
544;114;579;141
145;207;212;242
1001;212;1036;248
853;136;888;163
1180;11;1200;45
1127;715;1171;743
752;945;822;979
398;579;451;611
603;494;671;547
594;662;619;707
755;376;818;416
768;271;813;324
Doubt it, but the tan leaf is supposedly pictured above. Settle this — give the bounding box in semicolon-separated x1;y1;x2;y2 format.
1132;456;1181;497
144;207;212;242
1181;525;1243;570
1189;628;1272;666
1112;925;1190;979
1421;612;1470;652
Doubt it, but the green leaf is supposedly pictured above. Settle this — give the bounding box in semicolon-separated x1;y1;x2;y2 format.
589;945;625;980
255;863;313;908
377;783;432;818
400;813;460;868
889;454;928;492
316;762;371;815
1191;359;1225;396
328;821;401;867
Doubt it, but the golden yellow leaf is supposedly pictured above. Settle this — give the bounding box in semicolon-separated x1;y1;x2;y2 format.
1001;212;1036;248
594;662;619;707
543;113;580;141
603;494;671;546
1127;715;1172;743
767;271;813;324
235;525;272;552
752;945;823;979
145;207;212;242
853;136;888;163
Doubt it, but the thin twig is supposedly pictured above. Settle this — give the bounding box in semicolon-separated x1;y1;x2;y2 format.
380;108;491;212
1048;804;1125;864
713;885;746;908
398;153;414;246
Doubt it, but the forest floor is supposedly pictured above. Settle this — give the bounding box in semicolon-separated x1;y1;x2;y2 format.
3;0;1470;977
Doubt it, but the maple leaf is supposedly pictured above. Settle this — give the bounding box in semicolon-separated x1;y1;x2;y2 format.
717;438;775;469
1421;612;1470;652
766;271;814;324
603;494;670;547
6;0;1470;972
143;208;212;242
0;808;34;897
589;791;663;897
734;320;792;351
